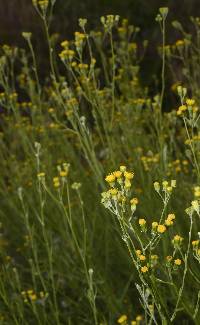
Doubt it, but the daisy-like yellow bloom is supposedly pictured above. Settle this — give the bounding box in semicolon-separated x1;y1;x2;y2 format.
124;171;134;180
166;255;173;262
125;180;131;189
120;165;126;172
60;170;68;177
157;224;166;233
162;181;168;188
109;188;118;196
61;40;69;48
141;265;148;273
53;177;60;188
139;218;146;226
192;240;199;247
136;249;141;256
105;173;115;183
167;213;175;221
130;198;138;205
136;315;143;321
37;172;45;178
192;200;199;213
114;170;122;178
173;234;183;243
174;259;182;266
165;214;175;226
177;104;187;116
153;181;160;192
117;314;127;324
139;255;146;261
165;219;173;226
152;221;158;230
186;98;195;106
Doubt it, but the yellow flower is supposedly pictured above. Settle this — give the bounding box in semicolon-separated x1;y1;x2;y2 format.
176;39;185;47
151;255;158;260
139;219;146;226
152;221;158;230
37;172;45;178
124;171;134;180
130;198;138;205
192;240;199;247
30;293;37;301
139;255;146;261
165;219;173;226
109;188;118;196
157;224;166;233
166;255;172;262
153;181;160;192
167;213;175;221
162;181;168;188
53;181;60;188
186;98;195;106
61;40;69;48
192;200;199;213
136;315;143;321
136;249;141;256
117;314;127;324
125;180;131;189
174;259;182;266
60;171;68;177
120;165;126;172
114;170;122;178
141;265;148;273
105;174;116;183
173;235;183;243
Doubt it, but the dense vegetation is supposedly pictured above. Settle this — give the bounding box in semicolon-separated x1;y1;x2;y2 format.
0;1;200;324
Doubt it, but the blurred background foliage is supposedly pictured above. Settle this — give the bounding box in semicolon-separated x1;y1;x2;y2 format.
1;0;200;86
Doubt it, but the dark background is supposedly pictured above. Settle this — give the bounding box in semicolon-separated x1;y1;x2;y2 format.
1;0;200;85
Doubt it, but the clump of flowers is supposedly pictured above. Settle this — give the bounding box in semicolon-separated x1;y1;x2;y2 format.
101;166;136;213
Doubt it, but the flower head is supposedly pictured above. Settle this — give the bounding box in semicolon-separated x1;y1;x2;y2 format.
141;265;148;273
157;224;166;233
117;314;127;324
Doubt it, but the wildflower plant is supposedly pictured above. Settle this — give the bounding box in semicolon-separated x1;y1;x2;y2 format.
0;1;200;324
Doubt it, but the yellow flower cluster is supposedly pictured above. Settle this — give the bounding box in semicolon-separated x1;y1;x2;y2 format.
38;0;49;10
138;218;146;228
167;159;189;175
166;256;182;268
21;289;47;303
100;15;120;32
105;166;134;189
102;166;136;210
141;265;148;273
117;314;143;325
53;163;70;188
165;213;175;226
192;240;199;253
177;97;198;116
157;224;166;233
141;154;159;171
185;133;200;145
59;49;75;61
117;314;127;324
174;258;182;266
172;234;183;248
154;180;176;194
194;186;200;198
74;31;86;50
